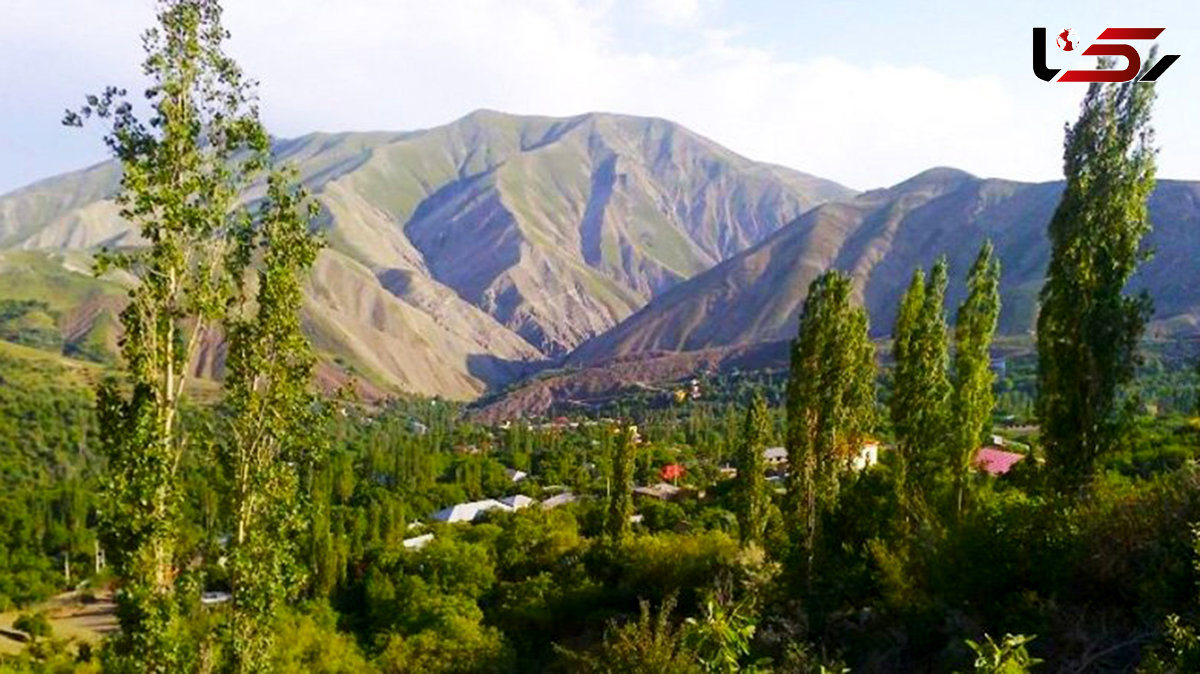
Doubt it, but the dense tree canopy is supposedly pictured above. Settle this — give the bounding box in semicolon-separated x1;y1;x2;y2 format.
1036;59;1159;491
785;270;875;582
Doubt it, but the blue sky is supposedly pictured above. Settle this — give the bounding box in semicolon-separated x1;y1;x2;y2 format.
1;0;1196;193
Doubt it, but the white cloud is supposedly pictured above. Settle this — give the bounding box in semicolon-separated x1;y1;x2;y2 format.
638;0;707;27
215;0;1076;189
4;0;1192;192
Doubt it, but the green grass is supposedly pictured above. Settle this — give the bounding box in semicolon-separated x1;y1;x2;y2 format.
0;251;124;313
0;340;102;390
0;251;127;364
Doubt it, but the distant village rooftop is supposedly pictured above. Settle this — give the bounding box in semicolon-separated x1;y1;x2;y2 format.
974;446;1026;476
430;499;512;523
633;482;682;500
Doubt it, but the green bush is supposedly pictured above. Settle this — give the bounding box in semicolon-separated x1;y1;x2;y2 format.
13;611;51;640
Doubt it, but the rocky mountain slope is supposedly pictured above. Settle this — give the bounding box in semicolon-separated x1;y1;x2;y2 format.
0;111;851;399
570;168;1200;365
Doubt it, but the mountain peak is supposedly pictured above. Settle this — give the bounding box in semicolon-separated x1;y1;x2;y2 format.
2;109;858;398
889;166;977;192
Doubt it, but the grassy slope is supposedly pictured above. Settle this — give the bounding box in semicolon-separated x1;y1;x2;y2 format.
570;173;1200;364
1;110;857;397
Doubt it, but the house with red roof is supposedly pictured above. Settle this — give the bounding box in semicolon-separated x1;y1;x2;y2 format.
660;463;686;483
973;445;1026;476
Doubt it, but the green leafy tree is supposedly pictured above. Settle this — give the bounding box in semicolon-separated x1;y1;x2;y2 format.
964;633;1042;673
68;0;273;668
950;242;1002;518
683;599;759;673
378;618;512;674
220;169;325;673
733;393;771;546
1142;525;1200;672
269;603;372;674
1036;57;1158;491
606;428;637;540
890;257;951;518
786;270;876;581
556;595;700;673
891;268;925;498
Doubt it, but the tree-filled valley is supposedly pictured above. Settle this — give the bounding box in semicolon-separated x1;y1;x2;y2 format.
5;327;1200;671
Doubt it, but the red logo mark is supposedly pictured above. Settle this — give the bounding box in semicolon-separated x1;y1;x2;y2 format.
1033;27;1180;83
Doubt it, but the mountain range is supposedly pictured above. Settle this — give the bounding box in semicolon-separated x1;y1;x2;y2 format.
569;169;1200;365
1;111;1198;401
0;110;850;399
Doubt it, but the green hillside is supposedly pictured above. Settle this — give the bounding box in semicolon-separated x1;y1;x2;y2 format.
0;111;852;398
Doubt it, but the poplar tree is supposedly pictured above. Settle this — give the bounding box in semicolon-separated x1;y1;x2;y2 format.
786;270;875;580
890;268;925;500
950;241;1001;518
221;169;324;673
70;1;271;668
68;1;322;669
606;428;636;540
733;392;770;547
1037;58;1158;491
890;257;951;514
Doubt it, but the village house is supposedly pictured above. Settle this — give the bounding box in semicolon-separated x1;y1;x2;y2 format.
852;440;880;470
430;493;538;524
763;442;880;472
973;444;1026;476
499;494;535;510
540;491;578;509
633;482;682;501
402;533;434;550
764;446;788;469
430;498;510;523
660;463;686;483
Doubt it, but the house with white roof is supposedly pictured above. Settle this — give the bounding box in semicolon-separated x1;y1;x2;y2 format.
430;499;512;523
499;494;535;510
764;443;879;471
402;533;434;550
541;492;578;509
763;446;788;467
633;482;681;500
429;494;541;524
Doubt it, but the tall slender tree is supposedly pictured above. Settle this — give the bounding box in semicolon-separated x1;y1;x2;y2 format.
71;1;272;668
69;1;326;669
733;392;771;547
890;257;951;516
786;270;875;581
606;428;636;540
221;169;324;673
1036;57;1158;491
950;241;1002;518
890;268;925;501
